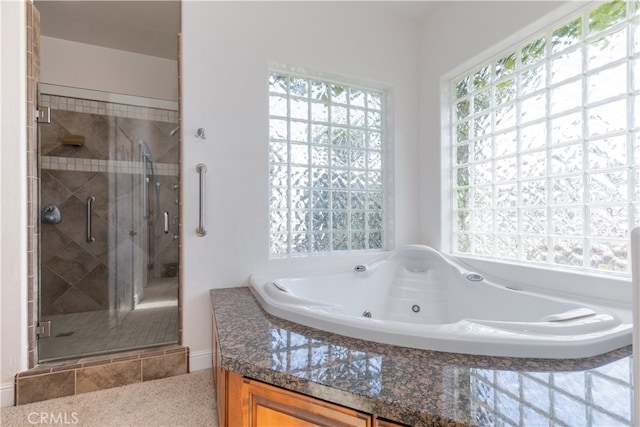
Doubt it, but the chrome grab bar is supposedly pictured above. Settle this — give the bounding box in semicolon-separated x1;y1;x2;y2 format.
86;196;95;243
196;164;207;237
142;157;149;219
164;211;170;234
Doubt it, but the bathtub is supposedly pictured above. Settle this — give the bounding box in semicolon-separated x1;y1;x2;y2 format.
250;245;632;359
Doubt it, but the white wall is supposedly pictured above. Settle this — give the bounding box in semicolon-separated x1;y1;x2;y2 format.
181;1;421;368
1;0;28;408
41;36;178;101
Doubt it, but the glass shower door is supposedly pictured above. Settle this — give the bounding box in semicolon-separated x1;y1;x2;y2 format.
37;85;179;362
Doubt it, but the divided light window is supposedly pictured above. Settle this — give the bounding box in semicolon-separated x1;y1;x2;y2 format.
268;72;384;255
451;1;640;273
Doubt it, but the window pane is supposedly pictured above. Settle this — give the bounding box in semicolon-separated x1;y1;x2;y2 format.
589;135;627;169
521;37;546;66
589;0;627;35
269;74;288;94
550;144;582;175
588;99;627;137
551;112;582;144
590;240;627;271
495;79;516;104
553;238;583;266
520;93;546;123
450;4;637;274
551;48;582;84
521;180;546;206
311;101;328;122
269;72;384;255
521;122;546;151
496;52;517;78
524;237;548;262
496;210;517;233
473;66;491;90
495;157;517;182
495;103;516;131
552;18;582;54
473;185;492;208
455;76;471;99
590;206;628;237
552;176;583;204
523;209;547;234
495;131;517;157
588;28;627;70
550;80;582;114
552;207;583;235
521;151;546;178
474;137;492;161
589;171;627;203
270;119;288;140
496;235;518;258
521;64;546;96
588;64;627;104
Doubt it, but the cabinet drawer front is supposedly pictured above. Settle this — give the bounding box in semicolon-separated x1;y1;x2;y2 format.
245;378;371;427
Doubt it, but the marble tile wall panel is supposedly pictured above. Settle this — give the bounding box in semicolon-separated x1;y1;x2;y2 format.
76;359;141;394
16;370;75;405
142;350;187;381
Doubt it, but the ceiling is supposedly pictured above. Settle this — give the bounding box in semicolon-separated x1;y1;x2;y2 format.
35;1;438;61
35;1;181;60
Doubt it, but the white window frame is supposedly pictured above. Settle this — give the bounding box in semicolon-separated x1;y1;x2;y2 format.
440;1;637;303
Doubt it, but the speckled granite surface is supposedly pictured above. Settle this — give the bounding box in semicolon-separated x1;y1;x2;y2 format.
210;287;633;427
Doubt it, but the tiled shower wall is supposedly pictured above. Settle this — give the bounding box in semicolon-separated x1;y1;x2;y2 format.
38;95;179;317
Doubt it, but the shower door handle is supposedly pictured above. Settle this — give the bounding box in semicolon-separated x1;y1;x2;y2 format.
142;156;149;219
164;211;170;234
86;196;95;243
196;164;207;237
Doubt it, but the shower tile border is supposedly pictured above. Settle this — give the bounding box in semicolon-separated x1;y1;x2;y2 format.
41;156;179;177
39;94;179;123
14;345;189;405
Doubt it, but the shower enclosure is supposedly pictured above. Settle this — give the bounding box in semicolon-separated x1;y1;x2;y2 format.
37;85;180;362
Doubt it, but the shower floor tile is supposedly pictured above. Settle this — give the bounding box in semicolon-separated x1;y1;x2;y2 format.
39;279;179;362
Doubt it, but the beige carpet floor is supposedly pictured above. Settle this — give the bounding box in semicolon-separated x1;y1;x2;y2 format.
0;369;217;427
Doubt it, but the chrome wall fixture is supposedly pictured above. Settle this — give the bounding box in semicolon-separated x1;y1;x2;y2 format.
196;164;207;237
86;196;95;243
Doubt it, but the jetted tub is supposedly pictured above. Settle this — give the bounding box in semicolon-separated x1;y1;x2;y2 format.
250;245;632;359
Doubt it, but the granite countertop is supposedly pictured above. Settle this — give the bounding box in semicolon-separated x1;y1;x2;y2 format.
210;287;633;426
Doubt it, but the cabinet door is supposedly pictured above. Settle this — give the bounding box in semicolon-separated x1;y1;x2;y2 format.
243;378;372;427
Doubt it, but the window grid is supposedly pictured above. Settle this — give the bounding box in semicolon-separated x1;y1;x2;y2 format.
269;72;384;255
451;0;640;273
